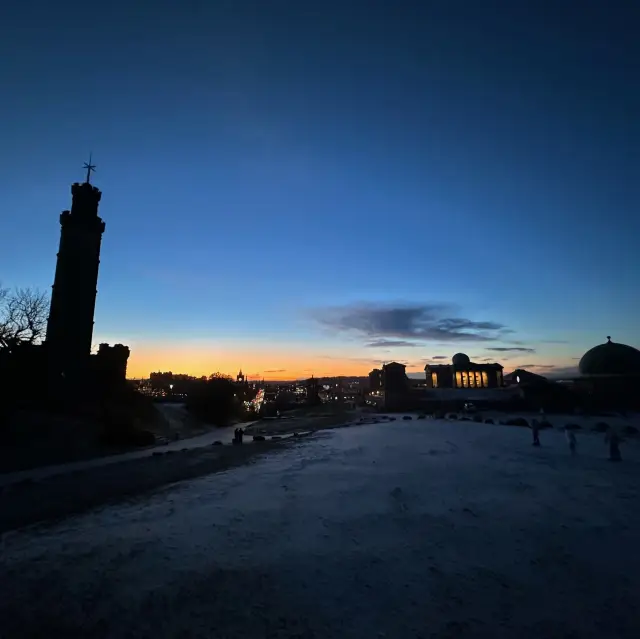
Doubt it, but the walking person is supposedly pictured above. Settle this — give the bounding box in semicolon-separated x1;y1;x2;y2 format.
565;427;577;455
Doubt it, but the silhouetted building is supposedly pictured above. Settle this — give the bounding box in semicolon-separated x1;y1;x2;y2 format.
306;375;320;404
570;337;640;410
579;336;640;377
45;162;129;386
425;353;503;389
237;369;246;384
374;362;409;410
382;362;409;393
503;368;548;387
93;343;130;385
368;368;382;391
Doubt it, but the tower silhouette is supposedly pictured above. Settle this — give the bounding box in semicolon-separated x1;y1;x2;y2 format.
46;159;105;378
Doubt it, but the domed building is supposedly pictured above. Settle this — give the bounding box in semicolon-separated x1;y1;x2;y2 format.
574;337;640;410
425;353;504;389
579;337;640;377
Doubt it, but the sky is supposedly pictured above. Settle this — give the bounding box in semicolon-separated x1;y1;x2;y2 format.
0;0;638;380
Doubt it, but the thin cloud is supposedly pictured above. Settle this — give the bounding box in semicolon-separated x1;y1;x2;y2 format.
431;355;448;360
365;339;420;348
486;347;536;353
313;302;513;344
264;369;287;373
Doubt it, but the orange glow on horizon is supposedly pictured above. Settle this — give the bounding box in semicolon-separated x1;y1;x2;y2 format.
124;344;385;381
123;343;576;381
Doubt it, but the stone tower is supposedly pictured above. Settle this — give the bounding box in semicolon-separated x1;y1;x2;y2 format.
46;161;105;378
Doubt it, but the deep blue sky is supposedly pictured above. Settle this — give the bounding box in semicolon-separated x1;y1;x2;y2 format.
1;0;638;378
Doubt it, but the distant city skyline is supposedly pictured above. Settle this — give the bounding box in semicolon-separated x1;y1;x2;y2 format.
1;1;637;381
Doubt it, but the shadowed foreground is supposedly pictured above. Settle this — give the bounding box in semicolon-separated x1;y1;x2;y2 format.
2;420;639;638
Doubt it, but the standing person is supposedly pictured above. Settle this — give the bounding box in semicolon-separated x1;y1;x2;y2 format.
605;428;622;462
531;419;541;447
565;427;577;455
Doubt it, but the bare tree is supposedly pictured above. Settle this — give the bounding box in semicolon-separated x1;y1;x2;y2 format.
0;285;49;350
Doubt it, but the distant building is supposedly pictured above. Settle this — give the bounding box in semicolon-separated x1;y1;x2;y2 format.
306;375;320;404
503;368;548;388
424;353;503;389
365;362;410;410
368;368;382;391
382;362;409;393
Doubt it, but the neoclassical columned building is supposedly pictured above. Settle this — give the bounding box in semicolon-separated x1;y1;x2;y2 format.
424;353;504;389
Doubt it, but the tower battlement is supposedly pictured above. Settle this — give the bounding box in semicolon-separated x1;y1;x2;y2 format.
71;182;102;197
94;343;131;383
70;182;102;220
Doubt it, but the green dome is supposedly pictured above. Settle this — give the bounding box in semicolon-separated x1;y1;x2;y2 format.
579;337;640;376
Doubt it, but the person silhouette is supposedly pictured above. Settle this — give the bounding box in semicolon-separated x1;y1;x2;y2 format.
565;428;577;455
605;429;622;462
531;419;541;446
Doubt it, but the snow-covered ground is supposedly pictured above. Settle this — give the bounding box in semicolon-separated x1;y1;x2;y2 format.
2;419;639;638
478;410;640;431
0;416;258;488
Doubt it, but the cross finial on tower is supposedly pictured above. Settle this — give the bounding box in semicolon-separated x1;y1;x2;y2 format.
83;154;96;184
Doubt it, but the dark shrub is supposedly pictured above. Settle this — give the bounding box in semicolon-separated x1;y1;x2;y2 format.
433;411;445;419
623;425;639;436
504;417;529;427
593;422;609;433
484;418;494;424
459;416;472;421
417;414;426;420
565;423;581;431
252;435;266;441
186;374;240;426
212;440;223;445
446;413;458;420
102;426;155;448
403;415;412;420
473;414;483;422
